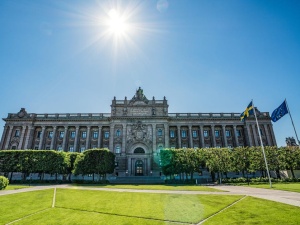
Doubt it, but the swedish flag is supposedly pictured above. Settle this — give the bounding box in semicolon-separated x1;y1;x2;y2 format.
240;101;254;121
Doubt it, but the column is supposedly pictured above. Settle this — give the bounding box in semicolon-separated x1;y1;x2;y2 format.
252;124;259;146
211;125;216;147
109;125;114;152
62;126;68;151
222;125;227;147
269;124;277;146
233;125;239;147
24;126;34;149
199;125;204;148
18;126;27;149
152;124;157;152
4;126;13;150
122;124;126;154
264;124;271;146
188;125;193;148
50;126;57;150
86;126;91;150
97;126;102;148
74;126;79;152
246;124;253;146
0;126;9;149
177;126;181;148
164;124;169;148
38;126;46;150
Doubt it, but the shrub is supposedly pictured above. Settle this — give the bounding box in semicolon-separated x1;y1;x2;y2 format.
0;176;9;190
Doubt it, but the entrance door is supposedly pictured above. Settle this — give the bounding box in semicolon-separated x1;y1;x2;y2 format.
135;160;143;176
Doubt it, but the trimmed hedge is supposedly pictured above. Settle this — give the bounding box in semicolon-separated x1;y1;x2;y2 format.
0;176;9;190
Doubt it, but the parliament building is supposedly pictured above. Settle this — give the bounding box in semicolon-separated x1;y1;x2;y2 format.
0;88;276;177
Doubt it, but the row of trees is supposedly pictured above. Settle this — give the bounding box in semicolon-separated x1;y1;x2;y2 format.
0;149;115;182
160;146;300;181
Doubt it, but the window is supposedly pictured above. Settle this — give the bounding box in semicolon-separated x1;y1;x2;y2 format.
80;147;85;153
70;131;75;138
260;128;264;136
59;131;64;138
57;146;63;151
15;130;20;137
192;130;198;138
228;145;233;149
236;130;241;137
82;131;87;138
93;131;98;139
34;146;39;150
46;147;50;150
158;129;162;136
104;131;109;139
170;130;175;138
115;146;121;154
69;146;74;152
203;130;209;137
116;130;121;137
216;145;221;148
12;146;17;150
181;130;187;138
92;145;97;149
171;146;175;149
226;130;231;137
48;131;53;139
215;130;220;137
182;143;187;148
194;146;198;149
37;131;42;138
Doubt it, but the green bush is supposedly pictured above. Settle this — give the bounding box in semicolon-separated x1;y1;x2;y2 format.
0;176;9;190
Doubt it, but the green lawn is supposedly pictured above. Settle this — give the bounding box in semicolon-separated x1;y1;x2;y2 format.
244;183;300;193
71;184;223;191
3;184;31;190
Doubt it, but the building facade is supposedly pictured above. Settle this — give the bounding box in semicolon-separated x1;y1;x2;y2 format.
0;88;276;177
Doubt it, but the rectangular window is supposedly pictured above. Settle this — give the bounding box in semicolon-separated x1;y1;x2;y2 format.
57;146;63;151
48;131;53;139
170;130;175;138
34;146;39;150
236;130;241;137
215;130;220;137
92;145;97;149
59;131;64;138
70;131;76;139
228;145;233;149
226;130;231;137
158;129;163;136
37;131;42;138
46;147;50;150
203;130;209;137
216;145;221;148
116;130;121;137
82;131;87;138
15;130;20;137
115;146;121;154
80;147;85;153
104;131;109;139
93;131;98;139
69;146;74;152
192;130;198;138
181;130;187;138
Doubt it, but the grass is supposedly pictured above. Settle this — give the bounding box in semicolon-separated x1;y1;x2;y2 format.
203;196;300;225
2;184;31;190
70;184;223;191
243;183;300;193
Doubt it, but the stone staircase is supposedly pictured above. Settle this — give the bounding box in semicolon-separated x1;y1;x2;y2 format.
109;176;165;184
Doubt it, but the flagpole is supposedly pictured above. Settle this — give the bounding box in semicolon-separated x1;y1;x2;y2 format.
252;100;272;188
285;99;300;148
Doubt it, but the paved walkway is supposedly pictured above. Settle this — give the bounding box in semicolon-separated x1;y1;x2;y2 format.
1;184;300;207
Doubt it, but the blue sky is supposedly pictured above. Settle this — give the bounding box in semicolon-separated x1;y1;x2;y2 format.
0;0;299;147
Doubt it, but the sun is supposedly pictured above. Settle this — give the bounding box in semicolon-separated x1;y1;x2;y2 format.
107;9;128;36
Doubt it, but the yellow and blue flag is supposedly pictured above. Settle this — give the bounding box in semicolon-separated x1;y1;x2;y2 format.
240;101;254;121
271;101;288;122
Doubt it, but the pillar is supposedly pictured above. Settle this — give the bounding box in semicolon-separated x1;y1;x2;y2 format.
152;124;157;152
38;126;46;150
24;126;34;149
211;125;216;147
0;126;9;149
177;126;181;148
246;124;253;146
86;126;91;150
252;124;259;146
269;124;277;146
188;125;193;148
233;125;239;147
74;126;79;152
18;125;27;149
122;124;126;154
4;126;13;150
62;126;68;151
97;126;102;148
50;126;57;150
165;124;169;148
222;125;227;147
264;124;271;146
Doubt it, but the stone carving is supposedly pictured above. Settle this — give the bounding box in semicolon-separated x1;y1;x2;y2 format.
17;108;28;118
126;121;152;144
130;87;149;104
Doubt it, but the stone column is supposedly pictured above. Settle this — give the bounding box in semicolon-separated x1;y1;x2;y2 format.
222;125;227;147
164;124;169;148
233;125;239;147
269;124;277;146
38;126;46;150
97;126;102;148
246;124;253;146
62;126;68;151
18;126;27;149
211;125;216;147
122;124;126;154
177;126;181;148
50;126;57;150
24;126;34;149
152;124;157;152
86;126;91;150
109;125;114;152
74;126;79;152
4;126;13;150
188;125;193;148
0;126;9;149
264;124;271;146
199;125;204;148
252;124;259;146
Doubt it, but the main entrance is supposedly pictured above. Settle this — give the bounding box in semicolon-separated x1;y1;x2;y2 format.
135;160;143;176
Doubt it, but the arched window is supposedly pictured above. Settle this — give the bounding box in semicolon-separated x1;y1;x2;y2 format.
134;147;145;154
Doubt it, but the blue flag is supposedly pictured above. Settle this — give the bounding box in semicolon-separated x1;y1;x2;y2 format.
240;101;254;121
271;101;288;122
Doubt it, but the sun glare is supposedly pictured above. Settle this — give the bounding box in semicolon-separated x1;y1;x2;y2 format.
107;9;128;36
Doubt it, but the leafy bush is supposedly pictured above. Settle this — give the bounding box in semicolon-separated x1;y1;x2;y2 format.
0;176;9;190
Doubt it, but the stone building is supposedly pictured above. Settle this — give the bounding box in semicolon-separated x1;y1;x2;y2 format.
0;88;276;177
